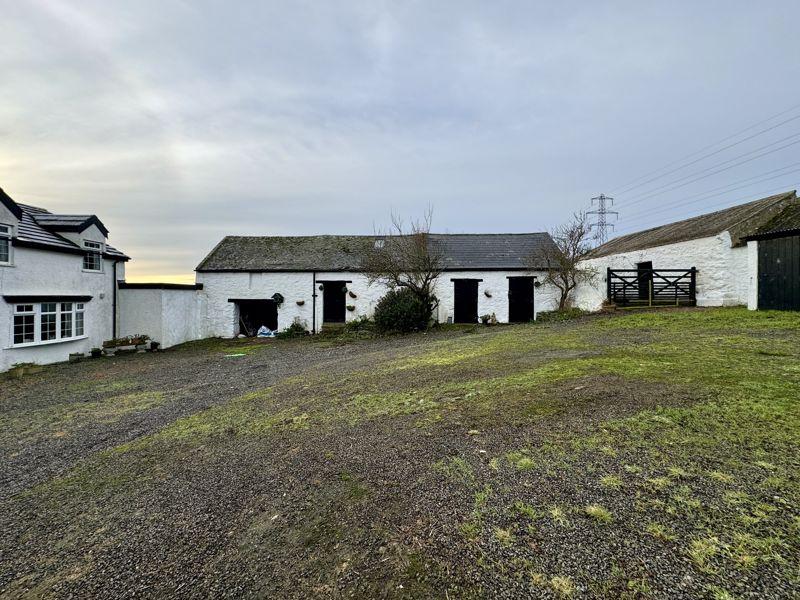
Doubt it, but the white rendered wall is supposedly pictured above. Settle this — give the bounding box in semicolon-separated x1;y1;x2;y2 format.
573;232;751;312
747;240;759;310
0;246;121;371
197;270;560;337
118;288;206;348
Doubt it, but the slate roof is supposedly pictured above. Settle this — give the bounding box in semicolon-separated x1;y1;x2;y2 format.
590;191;798;258
196;233;557;272
0;189;128;260
743;201;800;240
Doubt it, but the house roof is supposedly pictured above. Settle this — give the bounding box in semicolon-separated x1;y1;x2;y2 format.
590;190;798;258
0;189;128;260
196;232;557;272
743;201;800;240
33;213;110;237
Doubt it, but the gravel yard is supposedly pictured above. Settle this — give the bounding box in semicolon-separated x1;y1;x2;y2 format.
1;308;799;599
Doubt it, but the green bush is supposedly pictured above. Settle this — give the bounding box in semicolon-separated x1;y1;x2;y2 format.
277;319;309;338
374;288;431;333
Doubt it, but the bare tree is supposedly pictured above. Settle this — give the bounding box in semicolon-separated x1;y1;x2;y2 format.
529;212;597;311
361;208;443;323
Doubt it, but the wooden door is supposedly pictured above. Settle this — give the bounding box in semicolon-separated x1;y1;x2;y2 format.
453;280;479;323
322;281;347;323
508;277;534;322
758;236;800;310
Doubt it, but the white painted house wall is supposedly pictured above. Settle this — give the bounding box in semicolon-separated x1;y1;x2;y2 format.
0;246;122;372
118;287;206;348
197;270;560;338
573;232;751;312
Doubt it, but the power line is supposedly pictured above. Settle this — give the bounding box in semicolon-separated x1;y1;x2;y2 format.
615;133;800;208
613;182;800;236
586;194;618;245
609;100;800;194
617;161;800;224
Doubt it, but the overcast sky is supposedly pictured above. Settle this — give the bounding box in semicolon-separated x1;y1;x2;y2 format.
2;1;800;281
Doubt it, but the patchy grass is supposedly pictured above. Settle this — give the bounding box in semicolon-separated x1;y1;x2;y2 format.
5;307;800;597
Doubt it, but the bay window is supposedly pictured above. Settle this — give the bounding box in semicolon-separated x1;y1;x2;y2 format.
11;302;86;346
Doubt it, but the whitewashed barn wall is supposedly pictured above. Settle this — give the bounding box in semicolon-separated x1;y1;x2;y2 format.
197;270;560;337
573;232;751;312
0;246;121;371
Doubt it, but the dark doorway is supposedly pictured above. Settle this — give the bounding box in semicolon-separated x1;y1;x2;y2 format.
637;261;653;300
453;279;479;323
758;235;800;310
236;300;277;335
508;277;535;322
322;281;347;323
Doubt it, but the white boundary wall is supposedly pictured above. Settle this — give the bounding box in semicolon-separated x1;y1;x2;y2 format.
573;231;755;312
118;287;206;348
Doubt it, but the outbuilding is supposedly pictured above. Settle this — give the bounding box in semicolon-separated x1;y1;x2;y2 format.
574;191;798;311
743;201;800;311
194;233;560;336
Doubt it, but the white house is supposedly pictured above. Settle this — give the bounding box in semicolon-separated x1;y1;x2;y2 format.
574;191;798;312
193;233;561;337
0;188;128;371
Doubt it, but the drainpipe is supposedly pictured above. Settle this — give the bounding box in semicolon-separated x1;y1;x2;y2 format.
311;271;317;334
112;260;118;338
532;275;538;321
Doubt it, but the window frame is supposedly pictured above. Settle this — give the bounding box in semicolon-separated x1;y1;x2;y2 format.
82;239;104;272
0;223;12;266
9;301;88;348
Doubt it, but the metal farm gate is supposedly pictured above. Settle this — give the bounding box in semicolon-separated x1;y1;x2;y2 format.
607;267;697;307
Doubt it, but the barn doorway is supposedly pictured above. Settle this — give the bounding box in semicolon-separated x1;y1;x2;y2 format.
234;299;278;336
508;276;535;322
758;235;800;310
322;281;347;323
453;279;479;323
637;261;653;300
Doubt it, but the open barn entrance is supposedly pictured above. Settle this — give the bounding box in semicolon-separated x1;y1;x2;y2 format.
453;279;479;323
508;276;535;322
233;299;278;336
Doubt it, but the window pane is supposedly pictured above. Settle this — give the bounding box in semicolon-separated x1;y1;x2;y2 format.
14;314;35;344
76;303;84;310
0;238;8;263
0;224;10;235
61;302;73;312
16;304;33;313
41;303;56;313
41;313;57;341
75;311;84;336
83;252;101;270
61;312;73;338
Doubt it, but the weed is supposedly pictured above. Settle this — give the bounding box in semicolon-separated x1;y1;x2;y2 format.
494;527;515;546
600;475;623;489
585;504;612;523
688;537;720;571
549;505;569;526
550;575;575;597
646;522;676;542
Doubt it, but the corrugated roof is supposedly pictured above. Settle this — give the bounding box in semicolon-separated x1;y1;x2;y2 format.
744;201;800;240
196;233;557;272
590;191;797;258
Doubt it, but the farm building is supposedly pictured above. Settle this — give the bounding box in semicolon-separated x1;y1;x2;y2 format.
574;190;799;311
743;200;800;311
193;233;561;337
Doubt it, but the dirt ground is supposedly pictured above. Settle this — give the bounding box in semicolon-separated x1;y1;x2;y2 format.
1;308;798;599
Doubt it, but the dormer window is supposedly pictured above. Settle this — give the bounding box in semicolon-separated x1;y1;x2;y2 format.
0;223;11;265
83;239;103;271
